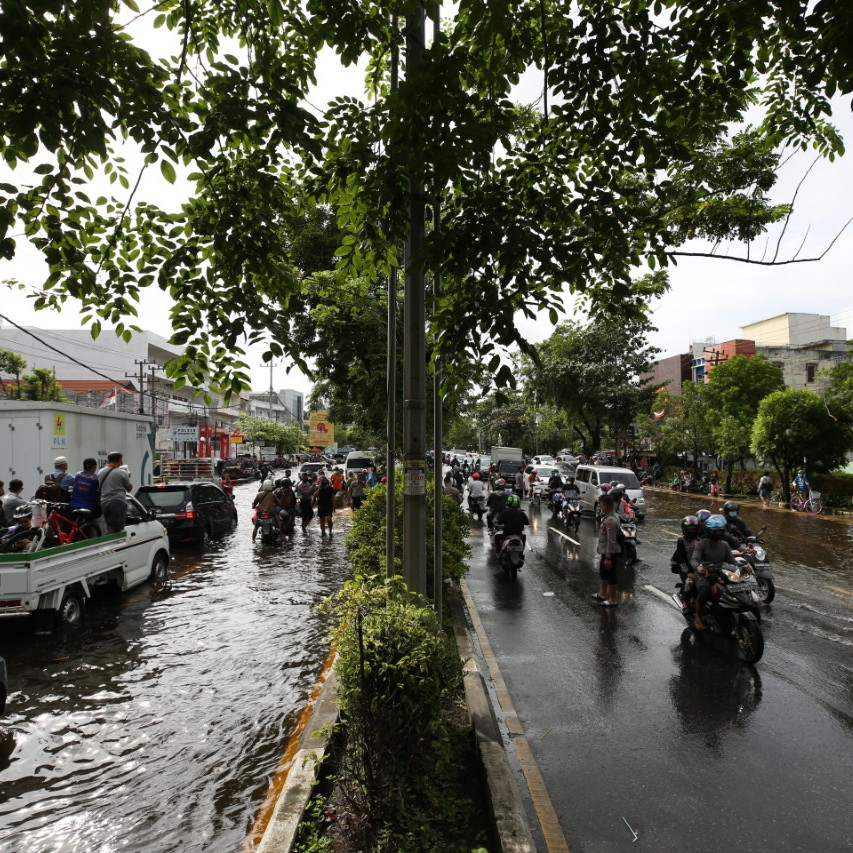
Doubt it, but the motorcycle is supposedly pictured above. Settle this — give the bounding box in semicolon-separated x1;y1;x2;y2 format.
493;522;525;580
619;514;639;565
529;481;545;507
547;489;564;515
733;526;774;604
254;510;278;545
468;493;486;521
671;563;764;664
561;495;581;533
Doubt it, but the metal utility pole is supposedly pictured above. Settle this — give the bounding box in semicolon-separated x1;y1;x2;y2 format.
386;14;400;581
432;5;443;613
127;359;152;415
402;3;427;596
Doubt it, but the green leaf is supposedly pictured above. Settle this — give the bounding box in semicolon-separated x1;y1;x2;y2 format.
160;161;177;184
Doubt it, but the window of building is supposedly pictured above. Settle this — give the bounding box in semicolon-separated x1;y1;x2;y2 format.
806;363;817;383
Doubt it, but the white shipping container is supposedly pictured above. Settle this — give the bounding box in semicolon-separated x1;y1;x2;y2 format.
0;401;155;495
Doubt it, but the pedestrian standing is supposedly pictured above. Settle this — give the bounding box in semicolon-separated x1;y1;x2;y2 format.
97;452;132;533
316;476;336;535
757;471;773;509
348;473;368;511
296;473;316;532
593;494;622;607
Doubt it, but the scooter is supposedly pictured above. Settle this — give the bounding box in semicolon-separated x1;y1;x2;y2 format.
493;522;525;580
619;515;639;565
468;493;486;521
733;526;774;604
548;489;564;515
253;510;278;545
561;495;581;533
672;563;764;664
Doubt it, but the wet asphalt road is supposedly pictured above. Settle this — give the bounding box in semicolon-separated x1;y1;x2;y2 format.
464;490;853;852
0;479;352;853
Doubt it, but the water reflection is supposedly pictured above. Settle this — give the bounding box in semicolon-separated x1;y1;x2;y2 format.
0;480;352;852
669;636;763;755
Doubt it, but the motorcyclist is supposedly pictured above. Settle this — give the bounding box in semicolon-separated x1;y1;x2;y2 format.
273;480;298;535
563;475;580;500
486;480;509;531
443;475;463;505
526;467;538;498
252;480;279;541
695;509;712;536
721;500;753;542
690;514;738;630
468;472;486;512
547;470;564;492
609;485;635;520
496;493;529;549
671;515;700;612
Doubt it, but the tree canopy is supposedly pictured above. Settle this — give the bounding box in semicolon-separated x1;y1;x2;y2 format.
1;1;851;396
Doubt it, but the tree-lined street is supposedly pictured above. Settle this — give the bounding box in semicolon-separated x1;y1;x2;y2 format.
464;490;853;851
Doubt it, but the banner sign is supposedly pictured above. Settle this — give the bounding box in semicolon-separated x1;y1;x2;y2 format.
170;426;199;441
309;411;334;447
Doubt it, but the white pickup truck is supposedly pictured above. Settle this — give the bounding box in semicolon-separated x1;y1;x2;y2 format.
0;496;170;629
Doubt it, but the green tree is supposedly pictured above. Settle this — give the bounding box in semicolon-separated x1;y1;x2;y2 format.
20;367;65;402
822;359;853;426
237;415;302;455
530;317;659;456
0;347;26;398
656;382;714;471
751;388;853;500
705;354;785;489
2;0;840;396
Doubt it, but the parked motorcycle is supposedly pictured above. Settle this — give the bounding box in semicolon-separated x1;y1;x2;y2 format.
561;495;581;533
671;563;764;664
468;494;486;521
733;526;774;604
493;522;525;580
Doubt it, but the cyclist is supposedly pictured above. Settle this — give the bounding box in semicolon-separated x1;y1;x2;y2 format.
791;469;810;506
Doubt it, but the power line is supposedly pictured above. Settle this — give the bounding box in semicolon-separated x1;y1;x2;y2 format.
0;312;129;385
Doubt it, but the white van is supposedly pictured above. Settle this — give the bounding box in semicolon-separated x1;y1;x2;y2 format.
344;451;375;478
574;464;647;520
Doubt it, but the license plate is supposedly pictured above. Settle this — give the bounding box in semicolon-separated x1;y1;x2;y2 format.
727;581;757;592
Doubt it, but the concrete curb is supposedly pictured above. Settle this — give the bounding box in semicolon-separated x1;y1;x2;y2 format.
644;485;853;517
256;665;340;853
450;587;537;853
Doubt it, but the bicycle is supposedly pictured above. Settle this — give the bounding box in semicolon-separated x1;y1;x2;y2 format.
790;490;822;514
27;501;101;551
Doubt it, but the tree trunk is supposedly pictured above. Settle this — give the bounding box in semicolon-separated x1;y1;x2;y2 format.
724;460;734;494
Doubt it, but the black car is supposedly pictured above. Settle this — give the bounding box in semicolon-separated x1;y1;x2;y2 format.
135;482;237;545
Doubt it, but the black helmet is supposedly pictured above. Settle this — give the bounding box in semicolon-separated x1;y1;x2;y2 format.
696;509;711;525
722;500;739;520
681;515;699;540
610;486;624;502
566;476;575;485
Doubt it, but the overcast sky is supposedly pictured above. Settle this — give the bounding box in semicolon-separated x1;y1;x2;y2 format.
2;21;852;395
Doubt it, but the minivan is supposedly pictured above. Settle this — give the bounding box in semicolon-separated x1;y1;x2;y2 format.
344;451;375;478
573;465;647;520
136;481;237;545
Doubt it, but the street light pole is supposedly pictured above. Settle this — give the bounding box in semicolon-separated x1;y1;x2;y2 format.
402;4;427;596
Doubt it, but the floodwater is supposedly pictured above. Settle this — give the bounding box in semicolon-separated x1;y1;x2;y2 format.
0;480;352;852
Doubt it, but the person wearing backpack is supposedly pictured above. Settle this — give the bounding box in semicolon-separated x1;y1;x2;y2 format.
97;452;132;532
69;458;101;518
593;494;623;607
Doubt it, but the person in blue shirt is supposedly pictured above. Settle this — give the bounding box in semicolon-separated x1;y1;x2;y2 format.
792;468;810;496
69;458;101;517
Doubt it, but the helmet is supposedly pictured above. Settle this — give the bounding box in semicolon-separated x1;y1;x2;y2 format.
705;514;727;539
610;480;621;489
722;500;739;519
13;503;32;519
531;468;537;475
610;486;623;502
472;472;481;480
496;478;507;488
696;509;711;525
506;494;520;508
566;476;575;485
681;515;699;540
600;482;611;493
261;480;273;491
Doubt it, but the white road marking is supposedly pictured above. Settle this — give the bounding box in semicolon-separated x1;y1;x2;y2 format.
644;583;678;605
548;526;581;546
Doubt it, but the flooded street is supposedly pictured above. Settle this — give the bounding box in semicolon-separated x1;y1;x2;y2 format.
0;481;352;852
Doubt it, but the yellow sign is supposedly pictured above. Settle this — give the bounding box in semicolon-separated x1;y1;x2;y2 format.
52;414;67;449
308;411;334;447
